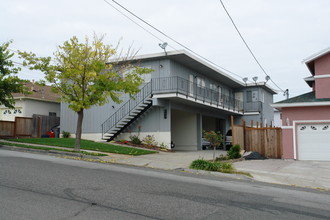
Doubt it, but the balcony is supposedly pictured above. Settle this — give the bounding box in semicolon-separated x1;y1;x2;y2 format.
151;76;263;113
151;76;244;113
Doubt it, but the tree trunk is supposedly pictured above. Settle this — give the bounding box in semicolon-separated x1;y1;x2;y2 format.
213;145;216;162
75;109;84;151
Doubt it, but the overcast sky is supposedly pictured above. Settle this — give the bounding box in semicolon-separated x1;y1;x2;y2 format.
1;0;330;101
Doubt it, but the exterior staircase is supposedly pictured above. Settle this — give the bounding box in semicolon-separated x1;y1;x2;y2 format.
101;82;152;141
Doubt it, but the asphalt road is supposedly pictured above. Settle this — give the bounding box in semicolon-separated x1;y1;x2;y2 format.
1;149;330;220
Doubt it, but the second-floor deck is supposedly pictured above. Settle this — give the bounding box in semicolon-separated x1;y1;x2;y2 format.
151;76;262;114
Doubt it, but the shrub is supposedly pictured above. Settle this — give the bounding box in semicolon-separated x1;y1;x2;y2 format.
227;144;241;159
203;130;223;161
62;130;71;138
143;135;157;147
129;125;142;145
190;159;233;172
159;142;168;149
129;135;142;145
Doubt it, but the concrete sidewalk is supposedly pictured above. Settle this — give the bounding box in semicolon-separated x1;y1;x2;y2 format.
100;150;227;170
233;159;330;190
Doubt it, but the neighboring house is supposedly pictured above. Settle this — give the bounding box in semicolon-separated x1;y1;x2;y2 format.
0;81;60;121
272;47;330;161
61;50;276;150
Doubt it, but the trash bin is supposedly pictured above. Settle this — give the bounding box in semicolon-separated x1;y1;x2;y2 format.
47;130;55;138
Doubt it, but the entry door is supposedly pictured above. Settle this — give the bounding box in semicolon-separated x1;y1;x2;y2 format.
297;123;330;160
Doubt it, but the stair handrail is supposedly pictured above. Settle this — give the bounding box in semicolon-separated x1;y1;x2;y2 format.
101;82;152;138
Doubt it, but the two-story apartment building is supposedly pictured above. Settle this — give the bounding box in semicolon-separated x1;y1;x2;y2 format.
273;47;330;161
61;50;276;150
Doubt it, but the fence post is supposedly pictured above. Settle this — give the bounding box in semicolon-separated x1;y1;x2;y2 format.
242;119;246;150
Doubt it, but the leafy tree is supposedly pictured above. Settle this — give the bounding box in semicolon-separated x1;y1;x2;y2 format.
19;35;152;150
0;41;26;108
203;130;223;162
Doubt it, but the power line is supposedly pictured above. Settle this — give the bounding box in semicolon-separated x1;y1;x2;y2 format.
218;0;285;92
103;0;248;81
103;0;175;51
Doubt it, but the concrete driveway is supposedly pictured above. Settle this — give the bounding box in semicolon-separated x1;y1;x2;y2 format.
233;159;330;190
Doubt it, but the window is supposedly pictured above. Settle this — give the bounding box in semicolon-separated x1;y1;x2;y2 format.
197;77;205;88
247;90;258;102
49;112;56;117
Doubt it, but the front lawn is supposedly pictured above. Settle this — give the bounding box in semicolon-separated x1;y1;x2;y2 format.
0;141;107;156
7;138;157;156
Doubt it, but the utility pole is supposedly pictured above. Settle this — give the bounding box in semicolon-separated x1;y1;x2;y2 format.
284;89;289;99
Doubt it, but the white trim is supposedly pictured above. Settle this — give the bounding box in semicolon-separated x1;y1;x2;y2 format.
153;93;177;98
281;126;293;129
293;119;330;124
293;121;297;159
302;47;330;64
314;74;330;79
272;101;330;109
243;112;259;115
293;120;330;160
153;93;243;115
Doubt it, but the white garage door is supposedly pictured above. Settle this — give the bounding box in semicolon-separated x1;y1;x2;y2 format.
297;123;330;160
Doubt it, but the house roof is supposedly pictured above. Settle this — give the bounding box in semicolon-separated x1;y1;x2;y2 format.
12;82;60;103
272;91;330;109
120;50;277;93
303;47;330;64
128;50;245;88
303;47;330;75
303;76;314;87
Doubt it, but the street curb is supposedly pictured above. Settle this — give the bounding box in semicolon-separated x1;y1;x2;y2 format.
0;145;100;160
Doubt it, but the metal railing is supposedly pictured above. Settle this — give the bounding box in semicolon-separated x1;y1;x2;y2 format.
152;76;246;112
101;82;152;138
243;101;262;112
102;76;263;138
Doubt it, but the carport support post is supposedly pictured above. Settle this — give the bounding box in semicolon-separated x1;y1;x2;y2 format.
231;115;235;146
197;113;202;150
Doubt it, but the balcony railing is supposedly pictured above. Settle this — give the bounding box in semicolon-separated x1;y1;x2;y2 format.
152;76;244;112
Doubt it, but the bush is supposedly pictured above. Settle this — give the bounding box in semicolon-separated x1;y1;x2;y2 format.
143;135;157;147
190;159;233;172
203;130;223;161
227;144;241;159
62;131;71;138
129;135;142;145
129;125;142;145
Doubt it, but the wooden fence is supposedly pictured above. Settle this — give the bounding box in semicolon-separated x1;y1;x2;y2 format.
231;116;282;159
0;115;60;138
0;117;33;138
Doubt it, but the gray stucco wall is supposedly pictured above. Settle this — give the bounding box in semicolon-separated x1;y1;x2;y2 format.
60;94;131;134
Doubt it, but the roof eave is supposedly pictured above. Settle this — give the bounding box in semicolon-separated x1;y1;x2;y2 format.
271;101;330;110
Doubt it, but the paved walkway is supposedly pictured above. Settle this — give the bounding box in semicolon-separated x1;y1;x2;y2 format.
100;150;227;170
233;159;330;190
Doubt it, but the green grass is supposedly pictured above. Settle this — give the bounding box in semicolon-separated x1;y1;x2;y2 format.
7;138;156;156
190;159;234;173
0;141;107;156
189;159;252;177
